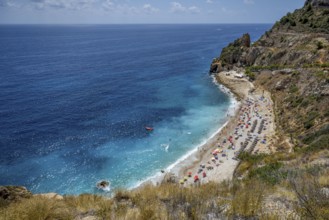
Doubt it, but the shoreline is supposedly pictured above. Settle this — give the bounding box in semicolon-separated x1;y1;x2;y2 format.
170;71;250;184
156;70;275;187
176;70;276;185
169;75;243;178
131;76;240;189
134;70;277;189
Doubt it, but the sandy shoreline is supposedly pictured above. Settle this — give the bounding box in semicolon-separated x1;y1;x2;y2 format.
158;70;275;187
137;70;277;188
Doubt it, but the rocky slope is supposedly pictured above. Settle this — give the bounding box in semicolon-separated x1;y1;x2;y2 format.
211;0;329;151
1;1;329;219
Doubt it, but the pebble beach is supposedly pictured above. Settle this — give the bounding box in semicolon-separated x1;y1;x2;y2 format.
156;70;277;186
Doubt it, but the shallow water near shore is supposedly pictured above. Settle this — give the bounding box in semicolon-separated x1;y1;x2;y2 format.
0;24;270;194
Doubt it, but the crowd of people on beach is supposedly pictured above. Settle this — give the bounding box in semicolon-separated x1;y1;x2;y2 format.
180;93;274;185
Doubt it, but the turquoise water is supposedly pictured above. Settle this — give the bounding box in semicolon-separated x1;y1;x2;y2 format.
0;24;270;194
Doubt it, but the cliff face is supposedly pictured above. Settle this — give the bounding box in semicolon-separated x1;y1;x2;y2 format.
211;0;329;149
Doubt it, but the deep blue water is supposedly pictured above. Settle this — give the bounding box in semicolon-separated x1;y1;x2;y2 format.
0;24;270;194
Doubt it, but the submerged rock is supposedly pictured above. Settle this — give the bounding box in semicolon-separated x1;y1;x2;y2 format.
96;180;111;191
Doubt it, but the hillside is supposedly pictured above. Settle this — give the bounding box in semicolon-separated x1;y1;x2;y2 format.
1;1;329;219
210;0;329;151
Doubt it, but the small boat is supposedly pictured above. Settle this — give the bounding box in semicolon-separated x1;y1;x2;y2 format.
96;180;110;191
145;126;154;131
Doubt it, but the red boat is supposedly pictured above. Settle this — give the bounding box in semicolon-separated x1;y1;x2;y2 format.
145;126;154;131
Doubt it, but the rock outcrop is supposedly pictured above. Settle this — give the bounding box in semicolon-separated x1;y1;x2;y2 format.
210;0;329;75
210;0;329;147
210;33;252;73
0;186;32;202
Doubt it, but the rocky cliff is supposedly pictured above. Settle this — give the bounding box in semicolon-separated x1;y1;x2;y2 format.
211;0;329;150
1;1;329;219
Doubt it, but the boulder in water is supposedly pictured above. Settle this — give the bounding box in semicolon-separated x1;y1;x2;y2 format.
96;180;110;191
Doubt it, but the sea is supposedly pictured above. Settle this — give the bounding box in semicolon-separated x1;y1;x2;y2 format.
0;24;270;195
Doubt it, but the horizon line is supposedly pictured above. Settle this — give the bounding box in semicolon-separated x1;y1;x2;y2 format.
0;23;273;25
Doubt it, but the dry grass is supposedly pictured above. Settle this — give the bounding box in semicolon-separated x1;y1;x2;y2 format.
228;180;268;218
1;151;328;220
234;161;252;176
0;197;74;220
318;169;329;187
289;171;329;220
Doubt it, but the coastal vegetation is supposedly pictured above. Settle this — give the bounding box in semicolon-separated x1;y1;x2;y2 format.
1;0;329;219
1;157;328;219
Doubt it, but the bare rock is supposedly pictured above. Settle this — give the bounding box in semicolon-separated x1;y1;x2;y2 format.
245;47;262;65
0;186;32;202
320;84;329;96
275;80;286;90
240;33;251;48
321;187;329;197
210;62;223;74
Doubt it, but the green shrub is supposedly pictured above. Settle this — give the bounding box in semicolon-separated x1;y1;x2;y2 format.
304;120;315;129
301;18;309;24
290;97;303;108
290;20;297;26
300;99;310;107
245;68;256;80
306;135;329;152
249;162;285;185
289;85;299;93
280;17;290;25
302;125;329;144
238;152;266;164
306;4;312;12
316;41;324;50
303;111;320;129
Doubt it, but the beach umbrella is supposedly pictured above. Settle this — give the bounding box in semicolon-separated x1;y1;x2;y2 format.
180;180;184;184
194;175;199;181
184;176;188;181
188;172;192;177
